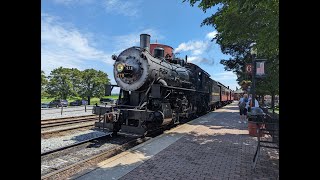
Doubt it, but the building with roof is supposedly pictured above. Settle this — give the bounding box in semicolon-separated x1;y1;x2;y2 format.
233;88;244;100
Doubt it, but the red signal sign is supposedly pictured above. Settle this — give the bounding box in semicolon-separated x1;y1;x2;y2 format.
246;64;252;74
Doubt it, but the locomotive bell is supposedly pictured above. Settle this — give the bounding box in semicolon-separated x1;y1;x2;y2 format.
112;54;117;60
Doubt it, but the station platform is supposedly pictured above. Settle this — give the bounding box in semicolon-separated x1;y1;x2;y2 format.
72;102;279;180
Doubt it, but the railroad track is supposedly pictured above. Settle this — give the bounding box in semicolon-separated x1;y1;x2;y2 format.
41;115;99;137
41;133;112;156
41;117;179;179
41;115;97;126
41;118;96;128
41;133;149;180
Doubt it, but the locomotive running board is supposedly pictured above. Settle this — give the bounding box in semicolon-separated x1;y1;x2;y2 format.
160;85;208;94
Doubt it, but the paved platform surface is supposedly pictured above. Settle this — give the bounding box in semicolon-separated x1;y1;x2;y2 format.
74;102;279;180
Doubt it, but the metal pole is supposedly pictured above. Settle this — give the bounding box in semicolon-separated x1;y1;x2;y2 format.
85;104;87;112
61;105;63;115
252;55;256;107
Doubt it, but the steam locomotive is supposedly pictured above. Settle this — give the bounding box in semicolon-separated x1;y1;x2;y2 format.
93;34;234;135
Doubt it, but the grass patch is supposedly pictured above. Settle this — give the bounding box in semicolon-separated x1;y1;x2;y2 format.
41;97;54;103
41;95;119;105
90;97;100;105
101;95;119;99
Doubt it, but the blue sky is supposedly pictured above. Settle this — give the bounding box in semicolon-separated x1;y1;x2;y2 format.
41;0;239;92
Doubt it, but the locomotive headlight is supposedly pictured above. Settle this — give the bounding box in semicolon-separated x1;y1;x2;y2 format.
116;63;124;73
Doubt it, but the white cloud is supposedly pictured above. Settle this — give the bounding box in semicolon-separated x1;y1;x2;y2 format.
206;31;218;40
187;56;214;65
41;13;163;76
173;30;238;90
174;40;210;56
112;28;164;53
173;30;224;66
41;14;112;74
210;72;239;90
103;0;142;17
211;71;237;81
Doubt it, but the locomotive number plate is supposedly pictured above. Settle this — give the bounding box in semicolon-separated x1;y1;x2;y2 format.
126;66;133;70
117;73;124;78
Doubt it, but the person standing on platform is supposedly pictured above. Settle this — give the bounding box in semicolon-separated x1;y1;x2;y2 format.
238;94;248;122
248;95;259;108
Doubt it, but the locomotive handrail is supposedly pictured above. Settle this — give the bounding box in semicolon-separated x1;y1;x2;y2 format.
137;78;157;109
115;105;138;108
160;84;209;94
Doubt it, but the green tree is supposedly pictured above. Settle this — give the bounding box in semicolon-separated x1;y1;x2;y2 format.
184;0;279;103
41;70;48;97
184;0;279;57
79;69;110;105
239;80;251;92
46;67;78;100
69;68;82;98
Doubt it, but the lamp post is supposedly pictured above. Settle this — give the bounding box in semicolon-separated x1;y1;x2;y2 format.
250;45;257;107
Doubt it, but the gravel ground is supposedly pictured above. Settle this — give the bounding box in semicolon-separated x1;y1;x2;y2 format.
41;129;108;154
41;134;138;176
41;106;95;120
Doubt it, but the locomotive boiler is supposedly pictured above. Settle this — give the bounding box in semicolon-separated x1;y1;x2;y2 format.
93;34;233;135
113;34;193;92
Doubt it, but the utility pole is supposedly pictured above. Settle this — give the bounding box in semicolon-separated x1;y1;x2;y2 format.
252;54;256;107
251;45;257;107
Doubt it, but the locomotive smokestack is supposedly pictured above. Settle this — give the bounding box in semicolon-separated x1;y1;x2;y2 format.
140;34;151;52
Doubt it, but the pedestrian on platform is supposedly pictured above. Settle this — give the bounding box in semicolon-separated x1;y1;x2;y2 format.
248;94;259;110
245;95;260;121
238;94;248;122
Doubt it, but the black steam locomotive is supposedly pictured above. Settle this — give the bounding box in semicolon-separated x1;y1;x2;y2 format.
93;34;234;135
